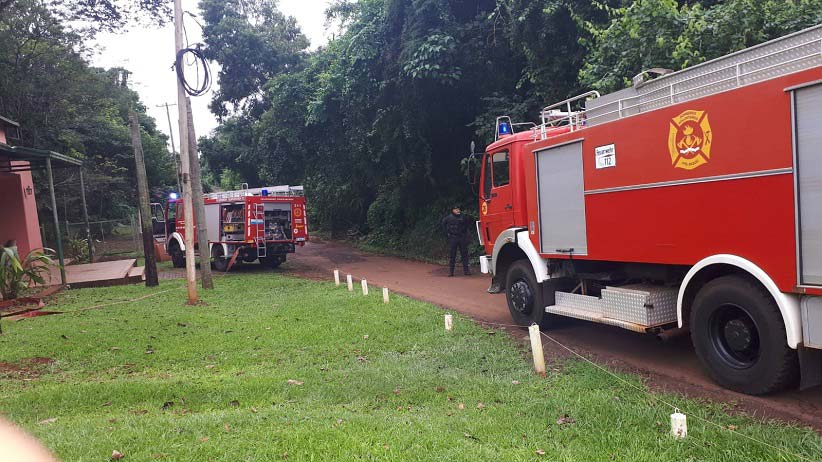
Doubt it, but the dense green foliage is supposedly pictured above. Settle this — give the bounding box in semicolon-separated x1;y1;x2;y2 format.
0;0;177;228
197;0;821;257
0;0;170;34
580;0;822;91
2;275;821;460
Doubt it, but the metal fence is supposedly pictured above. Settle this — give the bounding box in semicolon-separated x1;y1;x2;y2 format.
52;215;141;261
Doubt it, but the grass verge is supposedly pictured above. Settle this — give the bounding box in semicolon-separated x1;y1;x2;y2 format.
0;275;820;461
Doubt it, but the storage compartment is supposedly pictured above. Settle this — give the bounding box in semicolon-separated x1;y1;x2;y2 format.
601;284;678;327
263;203;292;241
794;83;822;286
535;140;588;255
221;203;245;242
549;284;677;329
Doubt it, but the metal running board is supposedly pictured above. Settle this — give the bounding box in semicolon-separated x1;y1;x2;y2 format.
545;305;650;333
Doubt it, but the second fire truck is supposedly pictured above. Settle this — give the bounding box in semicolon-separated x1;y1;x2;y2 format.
152;185;308;271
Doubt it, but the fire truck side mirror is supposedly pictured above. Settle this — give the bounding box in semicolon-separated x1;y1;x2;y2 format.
464;153;480;186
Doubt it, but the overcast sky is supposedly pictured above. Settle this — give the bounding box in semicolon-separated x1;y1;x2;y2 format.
90;0;333;150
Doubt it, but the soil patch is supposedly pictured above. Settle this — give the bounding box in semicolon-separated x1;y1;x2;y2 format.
0;357;55;379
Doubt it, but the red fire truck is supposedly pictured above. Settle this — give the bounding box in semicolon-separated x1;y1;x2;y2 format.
476;24;822;394
152;185;308;271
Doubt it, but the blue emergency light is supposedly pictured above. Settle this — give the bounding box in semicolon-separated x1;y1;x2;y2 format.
169;192;179;200
498;122;512;135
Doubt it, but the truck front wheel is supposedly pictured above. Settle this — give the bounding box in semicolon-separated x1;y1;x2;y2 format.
505;260;552;328
169;241;185;268
690;275;799;395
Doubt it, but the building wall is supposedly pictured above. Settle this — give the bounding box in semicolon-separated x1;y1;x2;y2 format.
0;126;44;256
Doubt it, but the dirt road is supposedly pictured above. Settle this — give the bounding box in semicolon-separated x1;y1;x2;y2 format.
288;239;822;430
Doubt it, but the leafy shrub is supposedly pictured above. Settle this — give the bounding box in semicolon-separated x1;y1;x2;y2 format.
65;237;91;264
0;247;58;300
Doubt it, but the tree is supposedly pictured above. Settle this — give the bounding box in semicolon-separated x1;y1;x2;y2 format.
0;0;171;34
580;0;822;92
199;0;822;258
0;0;177;227
199;0;310;117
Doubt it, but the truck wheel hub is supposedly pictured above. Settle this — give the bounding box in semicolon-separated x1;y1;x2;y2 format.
510;279;533;314
711;305;759;367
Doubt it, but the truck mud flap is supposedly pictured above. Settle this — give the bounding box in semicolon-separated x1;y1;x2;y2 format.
799;345;822;391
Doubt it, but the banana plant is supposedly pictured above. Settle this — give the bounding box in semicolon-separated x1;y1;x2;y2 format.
0;247;58;300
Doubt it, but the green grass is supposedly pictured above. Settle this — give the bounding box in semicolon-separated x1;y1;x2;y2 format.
0;275;820;461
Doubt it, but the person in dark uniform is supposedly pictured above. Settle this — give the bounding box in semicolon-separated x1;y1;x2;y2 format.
441;205;471;276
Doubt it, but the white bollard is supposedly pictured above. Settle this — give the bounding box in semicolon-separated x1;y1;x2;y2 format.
444;314;453;332
361;279;369;296
528;324;546;377
334;270;341;286
671;410;687;439
382;287;390;304
346;274;353;292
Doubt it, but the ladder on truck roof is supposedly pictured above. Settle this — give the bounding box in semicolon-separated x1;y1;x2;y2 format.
536;23;822;138
205;184;304;201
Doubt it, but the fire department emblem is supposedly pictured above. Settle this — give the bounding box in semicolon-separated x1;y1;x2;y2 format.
668;110;712;170
481;201;488;216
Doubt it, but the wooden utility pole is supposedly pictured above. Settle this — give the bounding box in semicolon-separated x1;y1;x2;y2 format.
157;102;182;193
186;98;213;289
128;110;159;287
173;0;198;304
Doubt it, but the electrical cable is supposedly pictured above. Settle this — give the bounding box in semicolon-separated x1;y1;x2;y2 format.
173;12;211;97
175;46;211;97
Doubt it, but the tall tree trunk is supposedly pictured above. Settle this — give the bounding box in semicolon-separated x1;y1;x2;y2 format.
186;98;213;289
128;110;159;287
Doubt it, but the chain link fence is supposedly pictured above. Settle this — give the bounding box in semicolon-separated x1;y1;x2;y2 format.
48;215;141;262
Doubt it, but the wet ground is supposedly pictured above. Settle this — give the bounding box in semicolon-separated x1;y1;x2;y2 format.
283;239;822;430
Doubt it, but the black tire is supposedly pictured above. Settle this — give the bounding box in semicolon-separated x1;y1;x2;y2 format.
690;275;799;395
505;260;552;328
260;255;284;269
212;245;229;272
169;241;185;268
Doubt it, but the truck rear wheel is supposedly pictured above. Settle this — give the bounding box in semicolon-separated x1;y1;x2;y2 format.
260;255;285;269
168;241;185;268
505;260;552;328
690;275;798;395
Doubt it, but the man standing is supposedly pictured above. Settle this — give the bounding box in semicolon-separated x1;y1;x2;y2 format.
441;205;471;277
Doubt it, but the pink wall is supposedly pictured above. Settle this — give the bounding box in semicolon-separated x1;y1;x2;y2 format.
0;125;44;256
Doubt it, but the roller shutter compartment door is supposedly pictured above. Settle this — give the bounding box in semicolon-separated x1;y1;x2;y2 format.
795;83;822;286
535;141;588;256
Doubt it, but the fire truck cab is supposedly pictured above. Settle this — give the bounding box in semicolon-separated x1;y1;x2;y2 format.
477;24;822;395
152;185;308;271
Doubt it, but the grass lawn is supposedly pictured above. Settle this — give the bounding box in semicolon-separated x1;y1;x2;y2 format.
0;275;820;461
